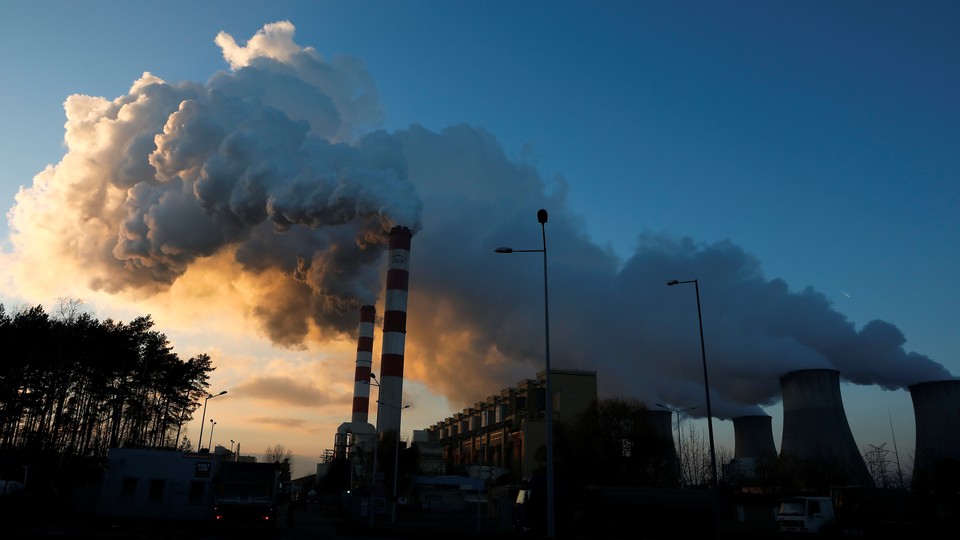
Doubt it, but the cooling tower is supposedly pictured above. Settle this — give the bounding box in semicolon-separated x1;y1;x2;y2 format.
908;379;960;492
644;409;676;444
733;415;777;459
351;305;376;424
377;226;412;435
779;369;873;486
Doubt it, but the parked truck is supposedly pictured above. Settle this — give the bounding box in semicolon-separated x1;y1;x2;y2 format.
513;477;716;538
777;495;836;535
832;486;916;537
212;461;283;528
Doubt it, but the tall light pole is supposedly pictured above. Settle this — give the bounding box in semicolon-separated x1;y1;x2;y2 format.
208;419;217;451
656;403;696;488
666;279;718;489
495;208;554;538
197;390;227;452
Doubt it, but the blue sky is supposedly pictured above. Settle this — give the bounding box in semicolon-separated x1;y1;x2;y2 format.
1;1;957;478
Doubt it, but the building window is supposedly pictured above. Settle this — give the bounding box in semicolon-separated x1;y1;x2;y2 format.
189;481;205;504
148;479;165;502
121;477;137;499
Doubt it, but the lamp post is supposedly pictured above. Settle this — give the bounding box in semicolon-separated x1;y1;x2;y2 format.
208;419;217;451
495;208;554;538
197;390;227;452
656;403;696;488
666;279;718;489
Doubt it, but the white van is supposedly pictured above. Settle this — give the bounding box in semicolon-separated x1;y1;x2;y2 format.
778;496;836;535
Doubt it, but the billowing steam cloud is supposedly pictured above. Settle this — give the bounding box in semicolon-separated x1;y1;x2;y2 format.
4;22;954;420
7;22;419;346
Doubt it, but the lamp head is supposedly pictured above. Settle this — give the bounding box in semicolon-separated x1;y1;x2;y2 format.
494;247;513;253
537;208;548;224
666;280;679;286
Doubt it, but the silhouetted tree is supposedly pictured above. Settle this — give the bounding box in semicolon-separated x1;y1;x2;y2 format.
0;301;215;459
556;397;678;488
264;443;294;482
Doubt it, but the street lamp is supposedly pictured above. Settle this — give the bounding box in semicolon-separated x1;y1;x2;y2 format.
656;403;696;488
208;419;217;451
197;390;227;452
666;279;718;489
495;208;554;538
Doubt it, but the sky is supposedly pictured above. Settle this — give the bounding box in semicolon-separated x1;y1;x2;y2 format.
1;1;958;480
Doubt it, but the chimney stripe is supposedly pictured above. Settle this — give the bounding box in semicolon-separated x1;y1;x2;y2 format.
357;336;374;352
386;269;409;291
383;310;408;332
380;353;405;377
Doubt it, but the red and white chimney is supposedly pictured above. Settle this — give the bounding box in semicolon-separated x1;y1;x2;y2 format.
351;305;376;424
377;226;412;435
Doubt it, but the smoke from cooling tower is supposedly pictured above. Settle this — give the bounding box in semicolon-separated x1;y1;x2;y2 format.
4;21;955;422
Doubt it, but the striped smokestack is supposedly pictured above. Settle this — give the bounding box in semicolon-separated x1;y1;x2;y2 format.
377;226;412;435
351;305;376;424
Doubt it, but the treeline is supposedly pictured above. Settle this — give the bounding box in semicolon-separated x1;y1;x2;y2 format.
0;301;214;458
555;398;681;488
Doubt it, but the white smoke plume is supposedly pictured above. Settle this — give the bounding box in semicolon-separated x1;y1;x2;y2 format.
4;22;953;420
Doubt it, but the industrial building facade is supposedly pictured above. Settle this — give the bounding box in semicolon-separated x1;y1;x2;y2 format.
99;448;221;521
422;369;597;481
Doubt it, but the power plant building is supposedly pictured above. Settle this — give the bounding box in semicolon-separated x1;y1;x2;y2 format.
423;369;598;480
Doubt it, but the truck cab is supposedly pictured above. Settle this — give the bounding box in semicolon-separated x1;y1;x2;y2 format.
212;461;283;528
778;496;836;535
